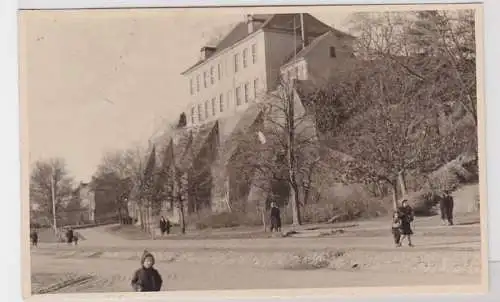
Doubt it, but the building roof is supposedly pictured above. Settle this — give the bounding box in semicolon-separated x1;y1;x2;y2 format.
181;13;353;75
181;14;274;75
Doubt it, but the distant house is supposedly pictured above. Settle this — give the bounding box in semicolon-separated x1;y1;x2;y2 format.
72;182;96;224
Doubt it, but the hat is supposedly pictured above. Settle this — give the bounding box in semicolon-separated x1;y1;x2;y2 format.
141;250;155;265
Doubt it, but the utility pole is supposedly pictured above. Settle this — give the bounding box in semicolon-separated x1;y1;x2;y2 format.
50;172;57;234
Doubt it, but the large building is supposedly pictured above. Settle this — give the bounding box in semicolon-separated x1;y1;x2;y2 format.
181;13;355;128
130;13;355;221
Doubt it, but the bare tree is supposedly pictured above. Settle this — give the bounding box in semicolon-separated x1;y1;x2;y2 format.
227;78;321;226
348;10;477;126
315;58;464;210
29;158;74;231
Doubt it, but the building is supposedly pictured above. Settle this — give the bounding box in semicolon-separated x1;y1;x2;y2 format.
130;13;356;220
73;182;96;224
181;13;354;128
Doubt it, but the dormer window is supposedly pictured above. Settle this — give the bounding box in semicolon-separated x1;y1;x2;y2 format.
329;46;336;58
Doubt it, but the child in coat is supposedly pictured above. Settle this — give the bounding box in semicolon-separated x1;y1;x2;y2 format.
131;250;163;292
391;212;402;247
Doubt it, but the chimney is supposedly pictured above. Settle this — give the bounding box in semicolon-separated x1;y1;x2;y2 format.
200;46;216;60
246;14;255;34
300;13;308;50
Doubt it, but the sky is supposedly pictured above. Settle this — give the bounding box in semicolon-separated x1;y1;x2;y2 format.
20;7;353;182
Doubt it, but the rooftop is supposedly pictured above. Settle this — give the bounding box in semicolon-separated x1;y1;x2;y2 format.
181;13;353;75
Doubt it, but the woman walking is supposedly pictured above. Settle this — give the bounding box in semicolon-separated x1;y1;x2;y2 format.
398;199;415;247
270;202;282;233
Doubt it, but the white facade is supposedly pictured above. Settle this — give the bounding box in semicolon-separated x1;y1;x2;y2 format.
184;31;268;127
181;14;355;127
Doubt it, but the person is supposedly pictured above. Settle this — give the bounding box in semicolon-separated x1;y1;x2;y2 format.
440;190;455;226
391;212;402;247
73;231;79;245
131;250;163;292
159;216;167;236
65;227;74;245
30;229;38;247
398;199;414;247
165;218;171;235
270;202;282;233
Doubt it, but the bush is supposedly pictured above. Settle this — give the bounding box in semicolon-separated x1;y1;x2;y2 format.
189;209;264;230
406;189;440;216
296;186;393;224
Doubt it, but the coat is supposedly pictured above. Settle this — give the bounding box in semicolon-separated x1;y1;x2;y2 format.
131;251;163;292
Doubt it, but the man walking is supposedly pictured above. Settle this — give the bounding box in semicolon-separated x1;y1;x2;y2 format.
440;190;455;226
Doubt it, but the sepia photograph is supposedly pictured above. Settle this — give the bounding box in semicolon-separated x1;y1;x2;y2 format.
19;3;487;299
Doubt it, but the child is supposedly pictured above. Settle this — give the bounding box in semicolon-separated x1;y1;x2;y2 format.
131;250;163;292
391;212;402;247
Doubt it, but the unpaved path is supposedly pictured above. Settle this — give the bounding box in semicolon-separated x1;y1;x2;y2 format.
30;215;482;294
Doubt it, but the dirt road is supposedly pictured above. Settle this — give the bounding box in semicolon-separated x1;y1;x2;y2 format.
30;216;482;294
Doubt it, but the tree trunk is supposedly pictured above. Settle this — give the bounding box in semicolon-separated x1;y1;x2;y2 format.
286;86;301;226
391;182;399;211
261;207;267;232
149;204;155;240
179;198;186;234
398;170;408;197
117;201;123;224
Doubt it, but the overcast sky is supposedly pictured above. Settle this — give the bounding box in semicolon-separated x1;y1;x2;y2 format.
20;7;356;182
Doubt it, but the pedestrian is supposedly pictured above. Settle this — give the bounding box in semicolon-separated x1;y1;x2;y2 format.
73;231;79;246
65;227;74;245
131;250;163;292
30;229;38;247
165;218;171;235
391;212;402;247
398;199;415;247
270;202;282;233
440;190;455;226
159;216;167;236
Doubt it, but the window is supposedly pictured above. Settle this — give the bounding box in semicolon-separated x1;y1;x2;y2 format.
196;75;200;92
236;86;242;106
244;82;250;103
210;67;215;85
227;90;232;109
243;48;248;68
211;98;216;116
197;104;203;121
234;53;240;73
217;63;222;80
251;44;257;64
204;100;209;118
203;71;208;88
189;79;194;95
191;107;195;124
329;46;336;58
219;94;224;112
253;78;259;98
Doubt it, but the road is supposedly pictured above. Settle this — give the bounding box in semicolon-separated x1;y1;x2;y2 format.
30;216;483;294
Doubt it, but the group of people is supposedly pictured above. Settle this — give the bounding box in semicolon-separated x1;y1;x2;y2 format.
64;227;79;245
391;191;455;248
